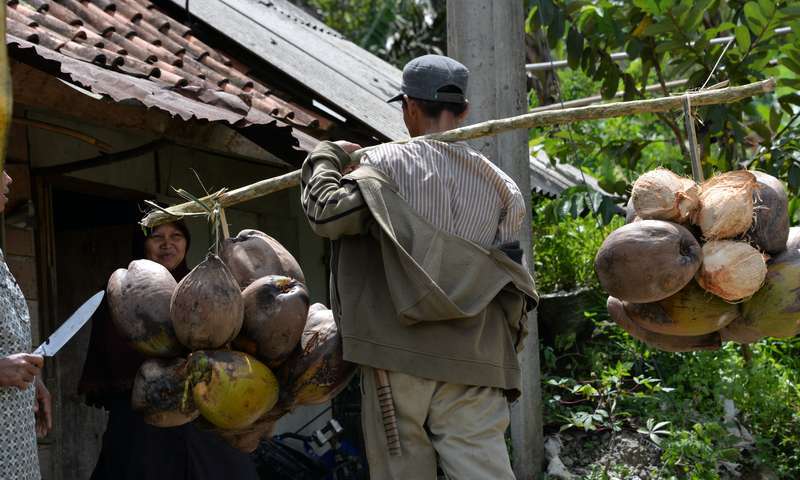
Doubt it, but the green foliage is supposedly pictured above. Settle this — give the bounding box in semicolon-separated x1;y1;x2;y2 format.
527;0;800;175
544;308;800;478
532;201;623;292
660;422;741;478
294;0;445;67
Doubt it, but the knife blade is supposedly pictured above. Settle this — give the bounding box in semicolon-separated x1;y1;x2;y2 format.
33;290;105;357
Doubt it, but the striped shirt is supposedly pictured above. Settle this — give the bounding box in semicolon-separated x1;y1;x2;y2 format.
361;139;525;247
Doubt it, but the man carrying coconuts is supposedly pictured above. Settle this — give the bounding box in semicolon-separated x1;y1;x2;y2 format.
301;54;537;479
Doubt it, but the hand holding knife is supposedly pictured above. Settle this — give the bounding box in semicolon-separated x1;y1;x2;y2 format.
24;290;103;438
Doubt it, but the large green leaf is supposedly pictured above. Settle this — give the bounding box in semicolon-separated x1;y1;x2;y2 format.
735;25;751;52
601;65;621;99
784;57;800;76
680;0;712;31
567;27;583;70
770;107;783;134
756;0;776;19
744;2;768;30
641;21;674;37
548;8;566;47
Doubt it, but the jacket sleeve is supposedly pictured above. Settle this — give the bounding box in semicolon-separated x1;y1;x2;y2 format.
301;141;372;239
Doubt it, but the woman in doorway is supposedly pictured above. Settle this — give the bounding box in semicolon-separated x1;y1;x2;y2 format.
0;169;52;479
79;220;258;480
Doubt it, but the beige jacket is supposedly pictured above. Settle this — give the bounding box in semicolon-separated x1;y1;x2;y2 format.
301;142;538;397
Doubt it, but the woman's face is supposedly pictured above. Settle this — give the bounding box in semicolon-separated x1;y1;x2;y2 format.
144;224;188;271
0;171;12;214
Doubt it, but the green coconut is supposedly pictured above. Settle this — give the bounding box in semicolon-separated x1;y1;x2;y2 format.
740;248;800;338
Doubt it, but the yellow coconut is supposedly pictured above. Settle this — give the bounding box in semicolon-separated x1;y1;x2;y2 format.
187;350;279;430
631;168;700;223
607;296;721;352
693;170;757;240
623;281;739;336
696;240;767;301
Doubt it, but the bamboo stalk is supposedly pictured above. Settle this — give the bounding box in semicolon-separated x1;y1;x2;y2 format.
141;78;775;228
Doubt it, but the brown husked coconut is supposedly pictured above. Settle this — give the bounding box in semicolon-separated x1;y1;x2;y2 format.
740;247;800;338
607;297;721;352
107;259;183;357
237;276;309;368
631;168;700;223
221;229;305;289
595;220;703;303
278;304;356;407
696;240;767;301
623;281;739;336
170;254;244;350
131;357;199;427
693;170;757;240
746;171;789;255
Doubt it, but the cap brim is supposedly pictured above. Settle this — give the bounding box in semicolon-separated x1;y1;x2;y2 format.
387;93;404;103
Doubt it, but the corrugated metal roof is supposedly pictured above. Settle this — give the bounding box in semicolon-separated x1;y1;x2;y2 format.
165;0;408;141
529;147;612;198
5;0;329;160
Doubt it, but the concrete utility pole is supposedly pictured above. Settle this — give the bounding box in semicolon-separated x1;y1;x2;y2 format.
446;1;544;478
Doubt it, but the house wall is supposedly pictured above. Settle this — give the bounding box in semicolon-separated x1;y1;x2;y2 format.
7;107;334;479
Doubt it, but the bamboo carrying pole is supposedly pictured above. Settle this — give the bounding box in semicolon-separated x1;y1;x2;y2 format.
141;78;775;228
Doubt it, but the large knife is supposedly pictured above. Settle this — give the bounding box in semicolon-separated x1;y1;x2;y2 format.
33;290;105;357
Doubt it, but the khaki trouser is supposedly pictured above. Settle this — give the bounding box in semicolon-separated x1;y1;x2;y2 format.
361;366;516;480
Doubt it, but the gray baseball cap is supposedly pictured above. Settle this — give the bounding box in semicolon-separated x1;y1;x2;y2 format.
388;54;469;104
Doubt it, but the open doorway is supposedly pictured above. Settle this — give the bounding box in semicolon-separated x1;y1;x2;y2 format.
50;180;146;478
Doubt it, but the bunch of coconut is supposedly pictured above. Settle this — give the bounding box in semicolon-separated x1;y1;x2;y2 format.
598;168;799;351
107;228;354;452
